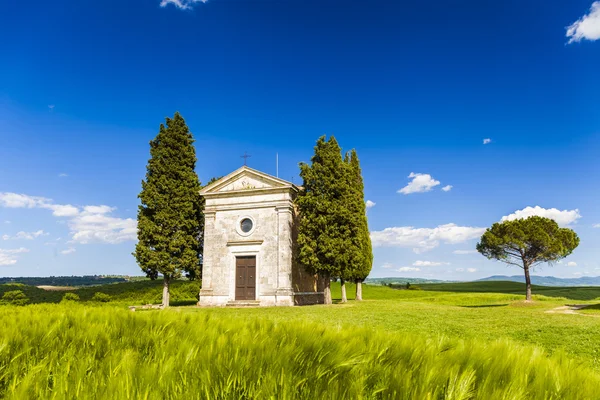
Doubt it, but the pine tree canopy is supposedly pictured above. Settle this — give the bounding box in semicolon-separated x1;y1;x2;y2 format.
134;112;204;283
477;216;579;269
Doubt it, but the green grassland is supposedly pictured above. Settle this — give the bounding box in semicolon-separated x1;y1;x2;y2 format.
0;280;201;305
1;280;600;398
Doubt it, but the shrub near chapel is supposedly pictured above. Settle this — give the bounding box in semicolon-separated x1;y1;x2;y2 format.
1;290;29;306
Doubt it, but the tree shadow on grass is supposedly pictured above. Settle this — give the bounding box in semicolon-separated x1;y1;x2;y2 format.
171;300;197;307
460;304;509;308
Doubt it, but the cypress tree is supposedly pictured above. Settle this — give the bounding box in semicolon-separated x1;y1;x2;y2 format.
297;135;351;305
134;112;203;307
346;150;373;300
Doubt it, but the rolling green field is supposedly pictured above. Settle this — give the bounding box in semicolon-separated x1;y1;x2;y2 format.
0;280;201;305
1;280;600;399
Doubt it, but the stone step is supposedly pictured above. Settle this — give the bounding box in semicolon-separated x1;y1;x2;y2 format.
226;300;261;308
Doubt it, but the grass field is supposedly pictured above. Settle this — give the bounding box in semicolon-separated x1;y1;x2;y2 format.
1;280;600;398
0;280;201;305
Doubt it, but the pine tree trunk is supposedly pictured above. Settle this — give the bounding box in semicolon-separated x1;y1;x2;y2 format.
340;279;347;303
524;266;532;301
356;280;363;301
162;275;171;308
323;275;332;305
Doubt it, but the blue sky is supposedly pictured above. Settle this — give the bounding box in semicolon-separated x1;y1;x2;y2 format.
1;0;599;279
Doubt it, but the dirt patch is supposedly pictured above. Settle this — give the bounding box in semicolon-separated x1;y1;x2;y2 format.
545;305;597;316
36;285;76;291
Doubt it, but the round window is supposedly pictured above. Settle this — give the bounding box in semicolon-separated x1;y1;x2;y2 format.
240;218;253;233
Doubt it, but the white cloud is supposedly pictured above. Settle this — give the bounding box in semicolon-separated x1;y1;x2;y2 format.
160;0;208;10
0;247;29;266
567;261;578;267
60;247;76;255
398;173;441;194
567;2;600;43
4;221;10;224
501;206;581;227
83;205;115;214
441;185;453;192
573;272;583;276
483;138;491;145
0;193;47;208
0;192;136;245
453;250;477;255
397;267;420;272
2;230;48;240
467;268;477;273
366;200;376;209
381;263;394;269
413;260;449;267
40;204;80;217
371;223;486;253
594;223;600;228
58;173;68;178
69;209;136;245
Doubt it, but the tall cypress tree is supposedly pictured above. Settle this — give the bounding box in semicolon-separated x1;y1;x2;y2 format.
346;150;372;300
134;112;203;307
338;152;354;303
297;135;350;305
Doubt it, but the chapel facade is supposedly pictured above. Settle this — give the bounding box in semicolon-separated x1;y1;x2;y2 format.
198;166;324;307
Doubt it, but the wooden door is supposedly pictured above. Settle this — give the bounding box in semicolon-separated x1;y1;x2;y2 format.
235;256;256;300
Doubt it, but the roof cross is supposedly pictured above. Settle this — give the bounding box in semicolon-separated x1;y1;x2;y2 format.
241;151;251;166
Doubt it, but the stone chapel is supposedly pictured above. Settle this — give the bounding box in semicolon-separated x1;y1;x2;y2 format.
198;166;324;307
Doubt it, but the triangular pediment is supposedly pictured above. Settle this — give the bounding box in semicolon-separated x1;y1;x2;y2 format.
200;166;294;195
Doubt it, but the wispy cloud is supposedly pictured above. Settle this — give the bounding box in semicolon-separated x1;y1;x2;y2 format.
441;185;453;192
160;0;208;10
397;267;420;272
0;192;136;245
567;261;577;267
413;260;449;267
0;247;29;266
61;247;76;255
455;268;477;273
483;138;491;145
2;230;48;240
366;200;376;209
453;249;477;255
567;2;600;43
398;172;441;194
371;223;485;253
501;206;581;227
58;173;68;178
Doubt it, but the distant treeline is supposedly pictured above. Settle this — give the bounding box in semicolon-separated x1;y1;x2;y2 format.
0;275;140;287
366;277;456;285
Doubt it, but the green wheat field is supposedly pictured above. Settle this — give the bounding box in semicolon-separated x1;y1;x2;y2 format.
1;280;600;399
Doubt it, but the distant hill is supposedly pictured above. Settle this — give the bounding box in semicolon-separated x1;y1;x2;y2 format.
0;275;131;287
477;275;600;287
365;277;455;285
